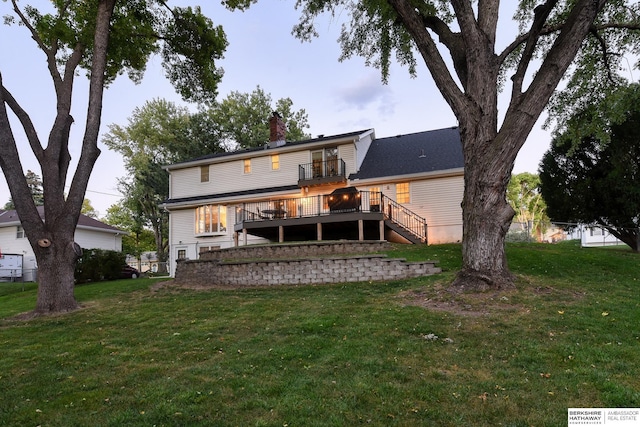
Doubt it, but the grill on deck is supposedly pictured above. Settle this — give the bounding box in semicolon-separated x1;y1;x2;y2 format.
327;187;361;213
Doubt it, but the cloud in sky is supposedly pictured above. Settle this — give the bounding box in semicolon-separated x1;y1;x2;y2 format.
337;73;395;112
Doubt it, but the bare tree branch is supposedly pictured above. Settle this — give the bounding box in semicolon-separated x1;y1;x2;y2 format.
511;0;559;104
0;82;44;162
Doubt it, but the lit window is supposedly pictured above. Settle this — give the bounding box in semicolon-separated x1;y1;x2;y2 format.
396;182;410;204
243;159;251;174
271;154;280;170
16;226;25;239
177;249;187;260
369;187;381;211
195;205;227;234
200;165;209;182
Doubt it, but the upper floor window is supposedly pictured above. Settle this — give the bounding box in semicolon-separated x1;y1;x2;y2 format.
16;226;25;239
396;182;410;204
200;165;209;183
195;205;227;235
271;154;280;171
243;159;251;174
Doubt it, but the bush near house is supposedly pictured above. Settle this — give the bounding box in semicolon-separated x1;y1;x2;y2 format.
74;248;126;283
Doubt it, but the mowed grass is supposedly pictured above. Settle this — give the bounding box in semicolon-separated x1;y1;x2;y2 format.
0;241;638;426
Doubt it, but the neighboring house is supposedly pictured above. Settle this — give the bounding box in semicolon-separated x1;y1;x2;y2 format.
162;113;464;276
0;206;125;281
126;251;161;273
580;225;624;248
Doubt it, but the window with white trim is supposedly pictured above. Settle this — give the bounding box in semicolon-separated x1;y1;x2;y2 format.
195;205;227;234
271;154;280;170
200;165;209;182
16;226;25;239
396;182;410;204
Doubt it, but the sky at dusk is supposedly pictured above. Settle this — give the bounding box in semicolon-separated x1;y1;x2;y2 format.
0;1;554;218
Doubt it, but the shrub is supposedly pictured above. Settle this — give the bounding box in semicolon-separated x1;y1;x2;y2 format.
75;249;126;283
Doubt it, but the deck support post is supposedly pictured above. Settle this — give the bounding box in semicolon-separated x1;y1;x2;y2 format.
379;220;385;241
317;223;322;241
279;226;284;243
358;219;364;241
242;228;248;246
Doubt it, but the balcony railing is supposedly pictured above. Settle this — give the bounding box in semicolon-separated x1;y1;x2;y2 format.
298;159;346;185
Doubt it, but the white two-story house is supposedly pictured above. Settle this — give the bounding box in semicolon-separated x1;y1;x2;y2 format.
162;113;464;276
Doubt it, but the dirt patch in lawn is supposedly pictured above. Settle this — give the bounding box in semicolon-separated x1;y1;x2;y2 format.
397;278;584;317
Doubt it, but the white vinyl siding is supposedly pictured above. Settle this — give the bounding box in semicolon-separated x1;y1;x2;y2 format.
170;209;196;245
74;228;123;251
338;144;356;176
169;151;311;199
408;175;463;244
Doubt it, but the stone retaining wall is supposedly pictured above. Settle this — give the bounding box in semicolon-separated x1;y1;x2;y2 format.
199;240;391;261
175;242;440;287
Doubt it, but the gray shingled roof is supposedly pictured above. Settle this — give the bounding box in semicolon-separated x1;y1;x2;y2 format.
0;206;124;234
351;127;463;180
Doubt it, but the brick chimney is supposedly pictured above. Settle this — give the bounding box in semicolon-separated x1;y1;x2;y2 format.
269;111;286;143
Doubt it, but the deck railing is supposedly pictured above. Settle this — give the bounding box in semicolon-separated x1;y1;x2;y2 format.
235;190;428;242
381;194;428;242
236;191;378;222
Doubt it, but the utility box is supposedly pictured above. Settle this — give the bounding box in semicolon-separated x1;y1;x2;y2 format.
0;254;23;281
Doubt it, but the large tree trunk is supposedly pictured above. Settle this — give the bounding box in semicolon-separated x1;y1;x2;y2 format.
448;115;520;292
33;235;81;314
452;145;517;292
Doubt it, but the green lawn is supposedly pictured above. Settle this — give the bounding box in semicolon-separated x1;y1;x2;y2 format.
0;241;638;426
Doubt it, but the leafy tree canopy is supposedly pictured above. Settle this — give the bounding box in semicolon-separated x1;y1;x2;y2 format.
539;84;640;252
3;170;43;210
104;201;155;258
507;172;549;237
208;86;311;149
81;199;99;219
